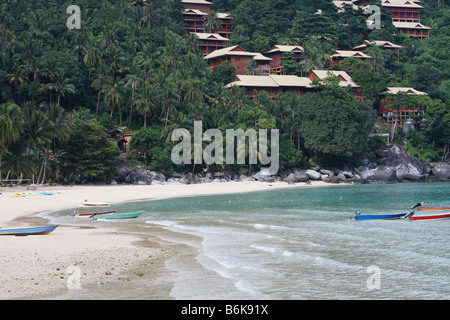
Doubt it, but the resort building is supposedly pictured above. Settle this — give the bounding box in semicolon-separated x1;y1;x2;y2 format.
204;45;272;75
264;45;304;75
182;0;234;54
334;0;431;39
183;8;209;34
377;87;427;126
391;21;431;39
226;70;361;99
215;13;233;39
194;33;229;56
329;50;372;66
353;40;402;61
182;0;212;15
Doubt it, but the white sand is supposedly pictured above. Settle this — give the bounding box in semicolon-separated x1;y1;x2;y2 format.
0;180;331;299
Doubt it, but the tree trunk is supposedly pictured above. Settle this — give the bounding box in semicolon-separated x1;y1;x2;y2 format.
96;91;101;119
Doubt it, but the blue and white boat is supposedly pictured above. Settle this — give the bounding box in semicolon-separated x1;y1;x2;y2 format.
351;211;407;220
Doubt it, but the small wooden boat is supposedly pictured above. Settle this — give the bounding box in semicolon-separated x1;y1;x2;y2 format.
418;206;450;211
351;211;407;220
409;213;450;221
0;225;59;236
93;211;143;220
15;192;60;196
71;211;116;217
82;201;109;206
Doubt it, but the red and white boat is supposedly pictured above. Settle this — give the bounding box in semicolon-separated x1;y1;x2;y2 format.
409;213;450;221
418;206;450;211
71;211;116;218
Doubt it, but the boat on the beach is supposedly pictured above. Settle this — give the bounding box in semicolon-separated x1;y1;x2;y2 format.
15;192;60;196
418;206;450;211
0;225;59;236
408;213;450;221
71;211;116;217
92;211;143;220
82;201;109;206
351;211;407;220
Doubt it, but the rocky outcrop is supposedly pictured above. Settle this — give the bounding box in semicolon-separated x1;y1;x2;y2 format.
114;144;446;186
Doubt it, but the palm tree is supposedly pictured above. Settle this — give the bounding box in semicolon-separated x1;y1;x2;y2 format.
205;11;222;33
135;83;154;128
124;72;143;126
245;58;262;75
91;65;111;119
1;137;33;183
6;62;29;92
45;70;76;106
23;106;55;184
299;39;331;76
83;39;102;79
103;80;122;119
0;101;23;182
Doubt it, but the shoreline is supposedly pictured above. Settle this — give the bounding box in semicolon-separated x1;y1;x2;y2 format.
0;180;334;300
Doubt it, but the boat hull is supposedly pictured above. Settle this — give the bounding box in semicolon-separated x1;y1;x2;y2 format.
409;213;450;221
418;206;450;211
83;202;109;206
93;211;143;220
0;225;59;236
73;211;116;217
354;213;407;220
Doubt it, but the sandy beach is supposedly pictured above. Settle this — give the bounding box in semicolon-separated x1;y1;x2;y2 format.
0;180;331;300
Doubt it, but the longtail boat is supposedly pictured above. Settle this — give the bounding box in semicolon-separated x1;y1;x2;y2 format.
82;201;109;206
0;225;59;236
351;211;407;220
409;213;450;221
71;211;116;217
418;206;450;211
93;211;143;220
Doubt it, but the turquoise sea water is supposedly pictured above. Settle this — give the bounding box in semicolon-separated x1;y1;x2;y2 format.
50;182;450;299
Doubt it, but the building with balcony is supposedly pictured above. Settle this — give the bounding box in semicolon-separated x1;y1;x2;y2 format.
329;50;372;66
378;87;427;126
204;45;272;75
194;33;229;56
264;45;304;75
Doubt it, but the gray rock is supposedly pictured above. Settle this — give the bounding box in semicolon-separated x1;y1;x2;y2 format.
305;169;321;180
253;169;273;181
431;162;450;181
365;167;398;184
117;167;132;181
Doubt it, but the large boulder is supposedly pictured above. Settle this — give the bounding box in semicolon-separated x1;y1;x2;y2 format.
117;166;132;182
253;169;274;181
431;162;450;181
305;169;321;180
365;166;398;183
125;172;152;185
355;166;398;184
380;145;424;181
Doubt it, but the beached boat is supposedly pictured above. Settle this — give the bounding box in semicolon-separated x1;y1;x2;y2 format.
409;213;450;221
15;192;60;196
351;211;407;220
82;201;109;206
0;225;59;236
418;206;450;211
71;211;116;217
93;211;143;220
